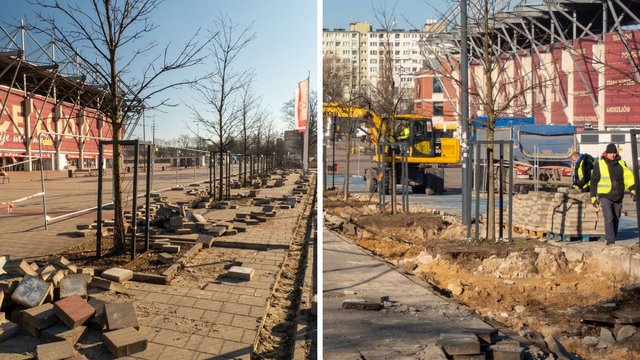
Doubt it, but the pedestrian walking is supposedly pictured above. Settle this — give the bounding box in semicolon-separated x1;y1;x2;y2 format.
590;143;636;245
571;151;594;192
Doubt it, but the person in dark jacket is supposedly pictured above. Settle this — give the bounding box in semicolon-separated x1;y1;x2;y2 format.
571;151;594;192
590;143;636;245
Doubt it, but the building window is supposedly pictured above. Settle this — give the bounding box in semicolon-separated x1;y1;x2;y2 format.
395;34;400;38
403;42;410;47
433;102;444;116
370;67;377;71
433;78;443;93
370;42;377;46
370;50;377;55
581;134;599;144
403;50;410;55
395;51;400;55
370;59;377;64
352;33;357;38
611;134;626;143
395;42;400;46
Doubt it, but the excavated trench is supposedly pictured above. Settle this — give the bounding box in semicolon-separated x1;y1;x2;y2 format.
325;197;640;360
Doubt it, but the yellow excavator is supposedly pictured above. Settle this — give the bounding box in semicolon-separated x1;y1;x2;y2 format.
323;103;460;194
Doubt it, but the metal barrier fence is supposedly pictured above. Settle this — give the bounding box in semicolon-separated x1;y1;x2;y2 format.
628;129;640;245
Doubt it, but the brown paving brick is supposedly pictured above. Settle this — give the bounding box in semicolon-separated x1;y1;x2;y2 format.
162;286;191;296
219;340;250;358
231;315;258;330
144;292;172;304
212;325;244;342
241;330;256;344
185;289;212;299
200;310;220;322
130;342;165;360
175;306;204;320
167;295;197;307
156;346;199;360
249;306;265;318
220;303;250;316
192;299;223;311
208;292;234;302
153;329;190;348
137;325;161;342
228;287;255;296
185;334;224;355
237;295;265;307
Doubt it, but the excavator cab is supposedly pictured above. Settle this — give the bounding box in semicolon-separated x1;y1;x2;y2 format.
396;116;442;158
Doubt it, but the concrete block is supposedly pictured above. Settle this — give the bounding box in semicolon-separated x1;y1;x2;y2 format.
52;256;72;268
36;340;76;360
245;219;259;225
0;276;21;294
79;267;94;277
37;265;57;277
0;255;8;275
11;276;53;308
196;234;214;248
223;229;238;236
0;321;19;342
4;259;38;276
227;266;255;281
160;245;180;253
54;295;95;328
104;302;139;331
87;298;106;330
103;327;148;358
90;277;125;293
158;253;173;264
233;224;247;233
490;339;523;360
101;268;134;283
209;226;226;237
191;213;207;224
60;274;88;298
341;298;383;311
438;333;481;356
22;303;59;334
42;324;88;344
50;270;66;287
150;241;170;250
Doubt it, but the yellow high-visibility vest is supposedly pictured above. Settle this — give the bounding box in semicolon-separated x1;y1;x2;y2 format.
577;157;590;189
596;158;634;194
398;127;410;140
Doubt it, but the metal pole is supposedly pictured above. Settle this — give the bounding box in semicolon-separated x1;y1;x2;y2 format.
144;144;152;252
332;115;336;189
38;138;48;230
175;148;179;186
97;143;104;258
213;152;217;199
499;142;504;241
508;140;514;243
209;151;213;196
631;130;640;245
131;142;140;260
461;0;470;226
475;143;481;241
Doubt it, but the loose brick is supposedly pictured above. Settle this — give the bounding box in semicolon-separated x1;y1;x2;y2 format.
22;303;59;335
54;295;95;328
36;340;76;360
11;276;53;308
341;298;383;311
209;226;226;237
158;253;173;264
437;333;481;356
50;270;66;287
223;229;238;236
60;274;88;298
90;277;125;293
4;259;38;276
101;268;134;283
51;256;72;268
150;241;170;250
103;327;147;358
37;265;57;278
196;234;214;248
104;302;139;331
0;321;20;342
227;266;255;281
160;245;180;253
0;255;8;275
42;324;88;344
87;298;106;330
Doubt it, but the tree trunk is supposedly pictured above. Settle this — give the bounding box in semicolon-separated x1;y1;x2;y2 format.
112;123;125;252
219;150;224;200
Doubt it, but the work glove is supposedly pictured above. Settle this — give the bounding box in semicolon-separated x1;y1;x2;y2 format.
591;196;599;208
572;185;580;190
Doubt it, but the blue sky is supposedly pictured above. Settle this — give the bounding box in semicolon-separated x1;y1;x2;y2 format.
323;0;449;31
0;0;317;141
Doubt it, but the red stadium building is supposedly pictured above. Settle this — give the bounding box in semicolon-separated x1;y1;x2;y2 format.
413;1;640;132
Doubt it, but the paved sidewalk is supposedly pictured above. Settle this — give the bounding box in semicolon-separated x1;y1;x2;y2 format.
323;230;495;359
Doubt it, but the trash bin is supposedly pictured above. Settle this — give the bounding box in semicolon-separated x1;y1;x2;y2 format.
68;169;74;178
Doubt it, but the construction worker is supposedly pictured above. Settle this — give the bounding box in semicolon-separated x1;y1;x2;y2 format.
396;123;410;154
590;143;636;245
571;151;594;192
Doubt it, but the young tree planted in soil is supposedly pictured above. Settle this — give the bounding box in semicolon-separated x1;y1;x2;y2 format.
418;0;554;239
189;13;256;200
34;0;210;253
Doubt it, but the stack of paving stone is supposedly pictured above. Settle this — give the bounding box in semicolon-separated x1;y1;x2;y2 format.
0;259;147;358
546;189;605;237
510;189;604;237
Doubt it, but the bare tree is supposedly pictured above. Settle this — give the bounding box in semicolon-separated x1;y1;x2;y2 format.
418;0;554;239
34;0;210;252
238;74;265;184
189;13;255;200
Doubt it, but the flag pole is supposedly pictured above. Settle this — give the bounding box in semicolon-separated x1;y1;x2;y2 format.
302;72;310;172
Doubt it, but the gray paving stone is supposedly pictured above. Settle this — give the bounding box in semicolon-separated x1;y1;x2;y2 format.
36;340;76;360
160;245;180;253
227;266;255;281
60;274;88;298
438;333;481;356
42;324;88;344
22;303;59;335
4;259;38;276
105;302;139;331
91;277;126;293
0;321;19;342
158;253;174;264
196;234;214;248
103;327;148;357
11;275;53;308
101;268;134;283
